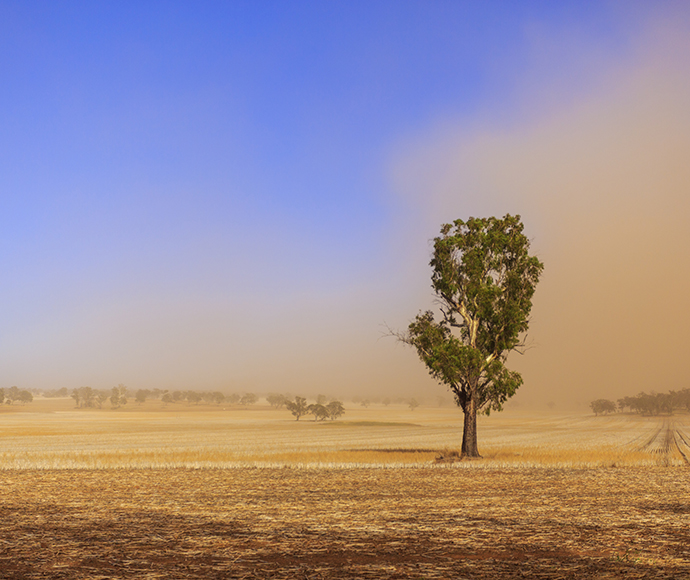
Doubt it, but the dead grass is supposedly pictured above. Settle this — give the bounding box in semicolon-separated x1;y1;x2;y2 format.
1;403;689;577
0;466;688;578
1;401;688;468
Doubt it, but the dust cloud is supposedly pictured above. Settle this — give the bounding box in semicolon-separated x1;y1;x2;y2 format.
389;15;690;411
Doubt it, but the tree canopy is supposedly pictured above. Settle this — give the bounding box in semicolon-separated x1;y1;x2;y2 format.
402;214;543;457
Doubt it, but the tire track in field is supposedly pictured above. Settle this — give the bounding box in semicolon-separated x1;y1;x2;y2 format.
635;418;690;465
673;424;690;465
635;420;666;453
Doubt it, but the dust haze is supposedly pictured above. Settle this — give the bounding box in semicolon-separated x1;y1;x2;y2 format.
5;9;690;413
389;14;690;411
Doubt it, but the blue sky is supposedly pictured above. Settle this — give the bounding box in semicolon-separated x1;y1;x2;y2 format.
2;1;688;404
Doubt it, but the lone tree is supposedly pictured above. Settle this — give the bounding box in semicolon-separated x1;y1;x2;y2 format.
399;215;543;458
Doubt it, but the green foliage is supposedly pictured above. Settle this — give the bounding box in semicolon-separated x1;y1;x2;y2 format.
405;215;542;415
402;215;543;456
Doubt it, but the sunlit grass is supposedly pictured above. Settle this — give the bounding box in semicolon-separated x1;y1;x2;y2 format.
0;399;687;469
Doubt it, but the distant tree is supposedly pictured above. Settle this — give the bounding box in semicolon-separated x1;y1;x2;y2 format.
266;393;288;408
94;390;108;408
83;387;96;408
678;388;690;412
6;386;21;404
18;390;33;404
172;390;184;402
211;391;225;405
117;384;128;406
285;396;309;421
408;398;420;411
656;393;670;414
326;400;345;420
396;215;544;457
307;403;329;421
135;389;149;404
360;399;370;408
187;391;201;404
590;399;616;416
240;393;258;406
226;393;241;405
437;395;451;407
161;392;173;404
316;394;328;405
71;387;96;409
111;384;128;408
0;388;5;405
382;397;391;407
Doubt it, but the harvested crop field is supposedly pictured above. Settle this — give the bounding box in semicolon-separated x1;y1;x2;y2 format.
1;466;688;579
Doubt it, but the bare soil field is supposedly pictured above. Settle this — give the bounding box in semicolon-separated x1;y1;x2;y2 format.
0;402;688;578
0;467;688;579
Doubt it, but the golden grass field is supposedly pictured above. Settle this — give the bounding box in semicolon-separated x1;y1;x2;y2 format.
0;399;688;578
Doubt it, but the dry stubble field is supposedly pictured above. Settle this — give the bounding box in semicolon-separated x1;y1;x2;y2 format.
0;399;688;579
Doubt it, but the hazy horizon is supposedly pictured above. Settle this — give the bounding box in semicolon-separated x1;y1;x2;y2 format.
2;2;689;412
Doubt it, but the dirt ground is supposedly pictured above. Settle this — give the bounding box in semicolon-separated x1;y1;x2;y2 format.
0;466;688;579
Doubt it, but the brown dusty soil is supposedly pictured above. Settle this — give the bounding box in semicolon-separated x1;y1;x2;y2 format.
0;467;688;579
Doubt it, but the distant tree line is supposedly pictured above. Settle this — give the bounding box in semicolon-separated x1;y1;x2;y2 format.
591;389;690;416
0;386;34;405
159;391;258;406
352;395;425;410
43;387;69;398
54;386;263;409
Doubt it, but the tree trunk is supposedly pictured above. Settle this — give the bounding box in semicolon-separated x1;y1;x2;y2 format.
461;394;481;458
